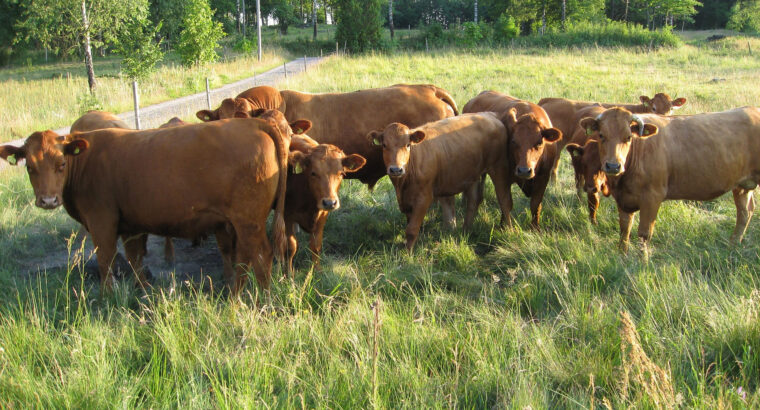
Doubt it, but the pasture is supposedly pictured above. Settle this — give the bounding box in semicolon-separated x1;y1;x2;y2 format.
1;39;760;407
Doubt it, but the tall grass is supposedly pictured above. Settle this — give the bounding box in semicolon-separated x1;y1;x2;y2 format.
1;40;760;407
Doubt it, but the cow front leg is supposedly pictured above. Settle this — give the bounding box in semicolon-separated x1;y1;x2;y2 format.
215;226;235;286
308;211;329;269
233;221;272;295
637;200;662;260
163;237;175;265
121;233;151;289
488;166;514;228
587;191;600;225
438;196;457;229
87;218;119;293
463;181;481;230
404;192;434;250
618;209;634;253
731;188;754;244
285;221;298;277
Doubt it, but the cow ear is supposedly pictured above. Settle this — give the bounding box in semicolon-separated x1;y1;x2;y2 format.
63;138;89;156
579;117;599;136
501;107;518;130
639;95;651;106
541;128;562;143
233;111;250;118
0;145;25;166
342;154;366;173
290;120;312;135
196;110;217;122
367;130;383;146
639;124;658;138
289;151;308;174
565;143;584;158
410;130;426;144
672;97;686;108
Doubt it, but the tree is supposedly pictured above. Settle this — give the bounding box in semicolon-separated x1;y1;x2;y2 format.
728;0;760;32
335;0;383;52
389;0;395;39
177;0;225;66
16;0;147;93
113;10;164;80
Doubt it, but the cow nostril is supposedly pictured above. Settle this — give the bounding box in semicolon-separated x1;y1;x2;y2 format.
322;199;337;209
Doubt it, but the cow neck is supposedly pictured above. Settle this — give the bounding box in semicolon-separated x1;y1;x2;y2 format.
63;142;89;198
607;136;646;198
391;149;419;193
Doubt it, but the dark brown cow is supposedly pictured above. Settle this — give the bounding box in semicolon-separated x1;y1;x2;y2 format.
0;119;289;294
196;85;283;122
463;91;562;229
285;135;366;272
539;93;687;179
565;140;609;224
204;84;459;188
368;113;512;250
579;106;760;255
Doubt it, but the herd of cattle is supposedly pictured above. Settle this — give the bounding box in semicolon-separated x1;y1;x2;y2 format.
1;83;759;295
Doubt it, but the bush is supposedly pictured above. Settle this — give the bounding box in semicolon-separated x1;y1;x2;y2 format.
177;0;225;66
233;36;254;54
494;14;519;43
335;0;383;53
113;19;164;80
514;20;682;48
728;1;760;33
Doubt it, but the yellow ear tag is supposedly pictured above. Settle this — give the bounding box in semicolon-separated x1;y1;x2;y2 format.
293;163;303;174
7;154;16;165
73;147;80;155
373;138;381;146
643;101;649;107
571;151;580;158
586;128;593;136
294;128;303;134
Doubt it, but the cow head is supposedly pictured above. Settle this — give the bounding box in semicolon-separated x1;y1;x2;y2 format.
580;108;658;176
290;144;366;211
367;123;425;178
197;98;263;121
0;130;88;209
640;93;686;115
502;108;562;179
566;141;609;196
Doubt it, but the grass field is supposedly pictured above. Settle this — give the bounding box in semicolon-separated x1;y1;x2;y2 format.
1;36;760;407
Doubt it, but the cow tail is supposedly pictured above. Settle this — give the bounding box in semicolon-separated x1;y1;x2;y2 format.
268;125;288;267
433;87;460;116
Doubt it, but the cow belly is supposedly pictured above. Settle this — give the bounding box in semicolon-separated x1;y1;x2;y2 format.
118;209;228;239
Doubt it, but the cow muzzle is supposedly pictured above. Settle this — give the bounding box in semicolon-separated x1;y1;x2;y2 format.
320;198;340;211
388;165;405;177
36;195;61;209
515;166;534;179
603;162;622;176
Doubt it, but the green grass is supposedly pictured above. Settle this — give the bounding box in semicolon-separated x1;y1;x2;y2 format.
2;39;760;407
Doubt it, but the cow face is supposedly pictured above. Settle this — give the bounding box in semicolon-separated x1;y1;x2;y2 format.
566;141;608;196
290;145;366;211
640;93;687;115
197;98;261;121
368;123;425;178
503;108;562;179
580;108;658;176
0;131;88;209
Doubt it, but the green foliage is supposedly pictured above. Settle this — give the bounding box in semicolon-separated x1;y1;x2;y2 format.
76;92;102;113
150;0;185;45
516;20;683;48
177;0;226;66
493;13;519;42
271;0;299;35
335;0;384;52
232;35;254;54
728;0;760;33
113;17;164;80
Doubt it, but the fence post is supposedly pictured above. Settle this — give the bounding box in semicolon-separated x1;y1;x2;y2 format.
336;42;339;55
426;37;429;53
205;78;211;109
132;81;141;130
320;49;323;58
283;61;288;78
303;56;307;71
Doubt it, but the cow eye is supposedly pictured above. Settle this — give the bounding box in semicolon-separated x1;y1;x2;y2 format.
406;143;411;149
598;134;605;141
310;171;317;177
57;162;65;172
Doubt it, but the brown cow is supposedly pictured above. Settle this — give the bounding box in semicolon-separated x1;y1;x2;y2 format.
158;117;187;128
196;85;284;122
71;110;131;132
368;113;512;250
463;91;562;229
202;84;459;189
565;140;609;224
539;93;687;179
579;106;760;255
0;119;288;294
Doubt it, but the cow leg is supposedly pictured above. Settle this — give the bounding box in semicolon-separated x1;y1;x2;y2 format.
88;220;119;293
308;211;329;270
637;200;662;260
405;192;434;250
233;221;272;295
587;191;600;225
618;209;634;253
488;167;514;228
549;155;561;183
463;182;481;230
439;196;457;229
285;221;298;277
731;188;754;244
121;233;150;289
163;237;175;265
215;226;235;286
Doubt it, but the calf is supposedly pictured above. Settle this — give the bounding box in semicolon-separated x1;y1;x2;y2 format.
0;119;289;294
463;91;562;229
565;140;609;224
368;113;512;250
579;106;760;255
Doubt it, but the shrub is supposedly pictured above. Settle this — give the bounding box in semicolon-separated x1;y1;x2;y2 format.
494;14;519;43
176;0;225;66
335;0;383;53
514;20;682;48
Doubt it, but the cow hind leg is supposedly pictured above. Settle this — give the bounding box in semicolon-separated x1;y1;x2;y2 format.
163;237;175;265
285;221;298;277
215;225;236;286
488;166;514;228
587;192;600;225
463;182;481;230
88;219;119;293
233;221;273;295
731;188;754;244
121;233;151;289
438;196;457;229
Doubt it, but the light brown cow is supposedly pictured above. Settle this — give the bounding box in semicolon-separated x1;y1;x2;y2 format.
539;93;687;179
565;104;606;198
206;84;459;189
71;110;131;132
0;119;289;294
463;91;562;229
579;106;760;255
368;113;512;250
565;140;609;224
158;117;187;128
196;85;284;122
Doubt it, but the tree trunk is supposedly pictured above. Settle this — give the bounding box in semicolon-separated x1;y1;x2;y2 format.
389;0;394;40
241;0;246;37
541;3;546;35
474;0;478;23
561;0;566;31
237;0;241;33
624;0;629;23
81;0;96;93
312;0;317;40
